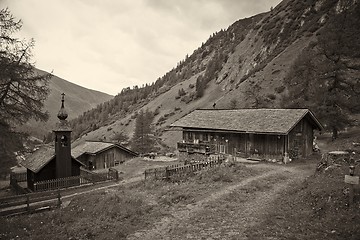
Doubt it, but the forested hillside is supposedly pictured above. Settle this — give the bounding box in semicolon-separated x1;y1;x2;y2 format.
68;0;360;150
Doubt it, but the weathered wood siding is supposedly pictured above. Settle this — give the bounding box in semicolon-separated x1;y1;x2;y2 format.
27;158;81;191
80;147;135;170
179;112;319;161
288;118;314;159
182;129;285;160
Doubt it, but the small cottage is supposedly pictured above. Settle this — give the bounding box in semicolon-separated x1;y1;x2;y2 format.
171;109;323;161
72;141;138;170
21;93;84;191
21;146;84;191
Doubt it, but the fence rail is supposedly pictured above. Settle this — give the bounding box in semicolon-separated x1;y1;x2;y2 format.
33;168;120;192
34;176;91;192
0;190;61;216
144;158;223;180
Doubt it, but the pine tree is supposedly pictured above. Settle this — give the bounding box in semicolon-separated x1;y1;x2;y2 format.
0;8;50;174
229;98;238;109
195;76;205;98
131;109;155;154
282;1;360;139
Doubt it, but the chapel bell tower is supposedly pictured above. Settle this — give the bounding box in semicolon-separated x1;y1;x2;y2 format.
54;93;72;178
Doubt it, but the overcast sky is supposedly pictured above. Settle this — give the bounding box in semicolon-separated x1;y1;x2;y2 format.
3;0;281;95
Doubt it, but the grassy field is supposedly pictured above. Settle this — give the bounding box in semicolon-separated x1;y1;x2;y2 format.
0;164;264;239
245;164;360;240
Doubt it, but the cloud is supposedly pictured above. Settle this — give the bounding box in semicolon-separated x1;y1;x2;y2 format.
3;0;282;95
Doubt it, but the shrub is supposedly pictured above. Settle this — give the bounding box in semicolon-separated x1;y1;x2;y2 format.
267;94;277;100
153;107;160;116
275;86;285;93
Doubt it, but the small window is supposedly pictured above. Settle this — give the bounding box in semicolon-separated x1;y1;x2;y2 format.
61;135;68;147
219;145;225;154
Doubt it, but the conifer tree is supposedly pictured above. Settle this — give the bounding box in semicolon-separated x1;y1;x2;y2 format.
282;1;360;139
131;109;155;154
0;8;50;174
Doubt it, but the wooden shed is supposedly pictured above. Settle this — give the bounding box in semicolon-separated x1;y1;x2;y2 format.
72;141;138;170
20;145;84;191
171;109;323;161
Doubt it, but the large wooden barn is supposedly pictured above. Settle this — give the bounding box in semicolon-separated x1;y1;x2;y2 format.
72;141;138;170
171;109;323;162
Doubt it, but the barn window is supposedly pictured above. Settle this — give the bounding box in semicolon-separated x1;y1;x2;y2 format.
188;132;193;141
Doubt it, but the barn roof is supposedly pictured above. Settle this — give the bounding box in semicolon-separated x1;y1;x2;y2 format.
171;109;323;135
71;141;138;159
20;145;84;173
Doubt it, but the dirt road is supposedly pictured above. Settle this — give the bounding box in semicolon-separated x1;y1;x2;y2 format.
127;163;313;240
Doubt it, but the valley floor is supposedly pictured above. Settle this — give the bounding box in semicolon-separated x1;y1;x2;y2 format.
128;163;314;240
1;153;359;239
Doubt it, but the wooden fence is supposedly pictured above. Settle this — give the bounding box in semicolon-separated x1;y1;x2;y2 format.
10;178;28;195
0;190;61;217
9;171;28;194
144;158;223;180
80;168;108;182
10;171;27;182
108;167;121;180
33;176;91;192
33;168;120;192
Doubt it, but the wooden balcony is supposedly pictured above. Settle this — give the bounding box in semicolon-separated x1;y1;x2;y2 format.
177;142;215;154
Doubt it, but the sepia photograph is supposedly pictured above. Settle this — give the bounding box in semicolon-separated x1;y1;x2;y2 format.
0;0;359;239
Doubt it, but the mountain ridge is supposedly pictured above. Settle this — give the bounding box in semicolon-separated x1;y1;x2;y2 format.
68;0;359;150
19;69;113;139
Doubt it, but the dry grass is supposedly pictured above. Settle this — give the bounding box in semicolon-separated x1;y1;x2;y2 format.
0;163;261;240
1;151;360;239
0;187;165;240
245;164;360;240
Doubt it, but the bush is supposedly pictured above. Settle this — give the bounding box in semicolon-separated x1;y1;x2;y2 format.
275;86;285;93
267;94;277;100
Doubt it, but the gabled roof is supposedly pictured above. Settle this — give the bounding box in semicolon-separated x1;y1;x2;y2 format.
20;145;55;173
171;109;323;135
20;145;84;173
71;141;138;159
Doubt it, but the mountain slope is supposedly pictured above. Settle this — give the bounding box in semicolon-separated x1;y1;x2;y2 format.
70;0;360;149
19;69;113;139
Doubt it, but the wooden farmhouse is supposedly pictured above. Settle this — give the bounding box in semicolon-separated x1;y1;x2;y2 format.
72;141;138;170
21;94;84;191
171;109;323;162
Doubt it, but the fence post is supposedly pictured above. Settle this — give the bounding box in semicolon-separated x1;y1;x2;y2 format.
57;189;62;207
165;167;169;180
26;195;30;212
116;170;119;181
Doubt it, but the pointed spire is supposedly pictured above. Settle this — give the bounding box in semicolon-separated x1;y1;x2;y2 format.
57;93;68;121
